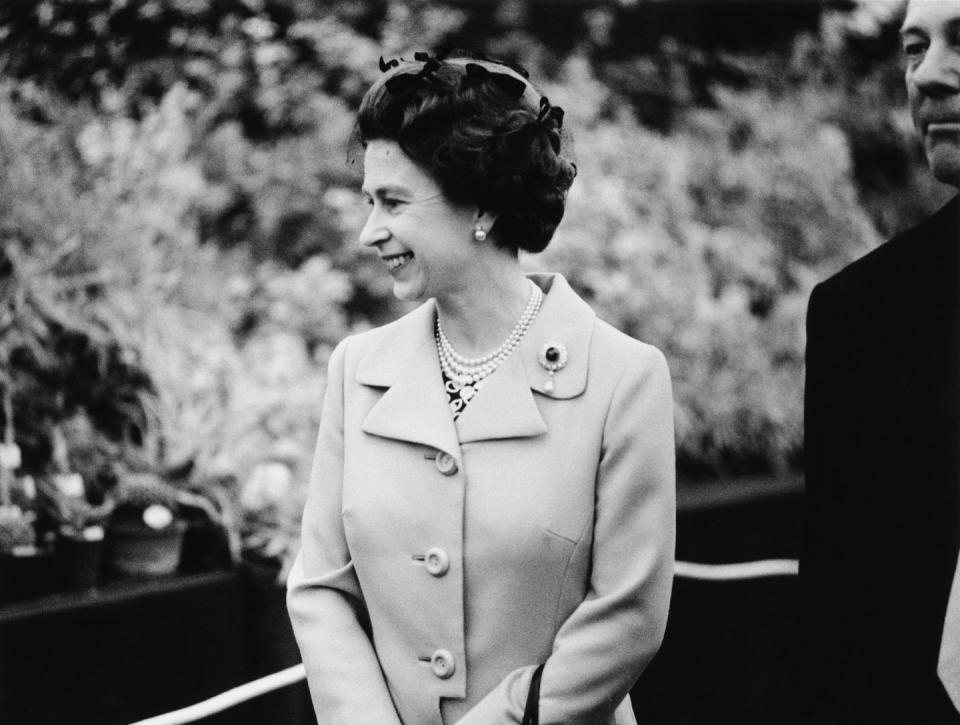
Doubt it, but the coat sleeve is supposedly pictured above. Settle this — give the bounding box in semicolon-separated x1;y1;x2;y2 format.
797;281;848;718
456;345;676;725
286;338;404;725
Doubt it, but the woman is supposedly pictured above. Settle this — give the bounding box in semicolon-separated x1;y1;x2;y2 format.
287;50;675;725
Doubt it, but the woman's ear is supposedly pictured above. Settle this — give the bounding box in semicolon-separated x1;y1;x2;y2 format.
473;207;499;238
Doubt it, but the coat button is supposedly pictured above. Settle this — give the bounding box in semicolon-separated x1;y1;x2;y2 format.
430;649;456;679
434;451;458;476
424;547;450;577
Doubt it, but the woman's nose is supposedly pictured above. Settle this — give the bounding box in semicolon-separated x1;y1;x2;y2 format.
359;209;390;248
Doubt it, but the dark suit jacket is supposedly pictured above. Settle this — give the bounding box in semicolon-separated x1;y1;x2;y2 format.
800;196;960;724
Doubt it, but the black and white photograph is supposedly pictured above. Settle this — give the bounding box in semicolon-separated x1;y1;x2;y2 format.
0;1;957;723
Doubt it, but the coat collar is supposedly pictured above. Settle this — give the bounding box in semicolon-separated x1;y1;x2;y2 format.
356;273;595;451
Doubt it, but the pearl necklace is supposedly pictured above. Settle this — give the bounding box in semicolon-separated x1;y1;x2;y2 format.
436;281;543;390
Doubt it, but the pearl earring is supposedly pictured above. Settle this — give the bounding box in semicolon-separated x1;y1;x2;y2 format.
473;227;487;242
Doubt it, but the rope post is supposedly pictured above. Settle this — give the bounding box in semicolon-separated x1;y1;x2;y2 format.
0;388;13;507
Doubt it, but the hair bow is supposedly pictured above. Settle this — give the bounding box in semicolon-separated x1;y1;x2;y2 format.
415;47;452;62
459;50;530;79
537;96;565;129
385;56;442;96
460;63;527;98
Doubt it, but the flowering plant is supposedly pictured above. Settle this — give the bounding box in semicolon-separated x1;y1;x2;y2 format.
238;442;309;582
37;473;114;541
110;472;183;532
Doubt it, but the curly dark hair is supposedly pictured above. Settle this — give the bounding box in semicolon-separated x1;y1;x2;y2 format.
355;51;577;255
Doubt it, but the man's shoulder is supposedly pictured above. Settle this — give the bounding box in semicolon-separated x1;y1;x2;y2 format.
815;195;958;302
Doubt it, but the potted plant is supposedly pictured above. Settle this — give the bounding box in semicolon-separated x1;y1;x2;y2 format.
0;392;57;603
174;472;236;575
0;504;57;604
105;472;187;578
37;473;115;589
239;451;304;584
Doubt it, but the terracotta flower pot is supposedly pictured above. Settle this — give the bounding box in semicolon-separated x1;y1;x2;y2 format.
106;521;187;577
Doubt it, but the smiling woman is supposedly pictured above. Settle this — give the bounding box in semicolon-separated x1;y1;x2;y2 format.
286;50;676;725
359;140;481;303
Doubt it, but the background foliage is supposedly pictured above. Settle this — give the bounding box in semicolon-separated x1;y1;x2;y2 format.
1;0;954;566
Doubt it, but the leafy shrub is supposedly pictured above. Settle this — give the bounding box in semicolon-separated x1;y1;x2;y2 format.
538;54;882;477
0;0;946;571
0;87;157;479
0;506;36;552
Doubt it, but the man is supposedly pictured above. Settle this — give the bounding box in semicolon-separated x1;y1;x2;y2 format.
800;1;960;722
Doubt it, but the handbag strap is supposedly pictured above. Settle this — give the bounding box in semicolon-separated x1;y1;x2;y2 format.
522;663;545;725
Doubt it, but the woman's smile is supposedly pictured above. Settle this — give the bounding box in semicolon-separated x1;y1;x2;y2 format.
383;251;414;272
360;139;481;302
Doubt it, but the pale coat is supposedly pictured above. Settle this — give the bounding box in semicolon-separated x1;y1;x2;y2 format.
287;273;675;725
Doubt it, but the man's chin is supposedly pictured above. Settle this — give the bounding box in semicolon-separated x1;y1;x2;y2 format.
930;162;960;188
927;146;960;188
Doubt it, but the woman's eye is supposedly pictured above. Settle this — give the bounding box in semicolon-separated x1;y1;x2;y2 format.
382;198;404;211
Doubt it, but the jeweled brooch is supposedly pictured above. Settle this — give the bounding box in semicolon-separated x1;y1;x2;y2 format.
538;342;568;393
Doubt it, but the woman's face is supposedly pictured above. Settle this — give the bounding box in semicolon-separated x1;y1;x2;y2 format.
359;140;479;302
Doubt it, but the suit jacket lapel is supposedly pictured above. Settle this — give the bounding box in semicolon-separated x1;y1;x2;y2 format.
518;273;593;400
357;300;461;458
453;348;547;443
456;273;595;444
885;196;959;379
355;273;596;450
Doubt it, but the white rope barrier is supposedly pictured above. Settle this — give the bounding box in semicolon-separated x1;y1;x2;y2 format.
128;663;306;725
674;558;799;580
127;558;800;725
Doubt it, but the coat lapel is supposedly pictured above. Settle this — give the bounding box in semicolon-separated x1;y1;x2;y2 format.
357;300;461;458
518;273;593;400
355;274;596;450
453;348;547;443
455;273;595;444
883;197;959;379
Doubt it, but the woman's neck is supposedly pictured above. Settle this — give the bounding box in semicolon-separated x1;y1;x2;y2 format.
435;255;533;359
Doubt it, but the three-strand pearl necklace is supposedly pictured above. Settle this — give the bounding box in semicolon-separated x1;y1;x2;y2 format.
436;280;543;402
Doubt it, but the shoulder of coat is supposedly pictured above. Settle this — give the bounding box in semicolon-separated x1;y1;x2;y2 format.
590;318;667;373
819;195;958;302
337;300;436;380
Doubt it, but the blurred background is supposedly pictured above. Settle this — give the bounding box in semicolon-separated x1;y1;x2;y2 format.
0;1;955;723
